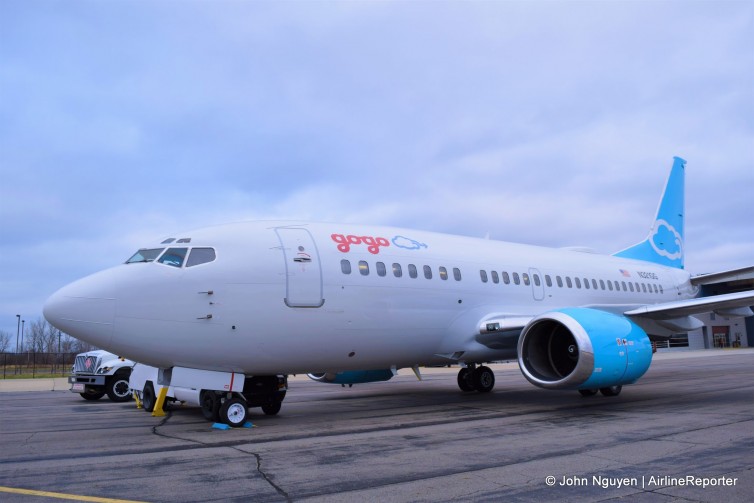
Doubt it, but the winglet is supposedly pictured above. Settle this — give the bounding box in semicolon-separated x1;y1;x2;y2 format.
613;157;686;269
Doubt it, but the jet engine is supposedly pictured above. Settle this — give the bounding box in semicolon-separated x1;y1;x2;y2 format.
517;308;652;390
307;369;395;385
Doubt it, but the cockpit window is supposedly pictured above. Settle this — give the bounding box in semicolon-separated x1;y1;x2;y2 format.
126;248;164;264
186;248;216;267
157;248;188;267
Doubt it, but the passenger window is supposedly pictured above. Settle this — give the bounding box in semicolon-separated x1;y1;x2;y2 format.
522;273;530;286
533;274;541;287
423;265;432;279
607;281;613;291
359;261;369;276
654;284;660;294
341;259;352;274
480;270;488;283
659;285;663;294
491;271;499;284
599;279;606;290
574;277;581;289
556;276;563;287
186;248;216;267
621;281;628;291
439;267;448;280
583;278;590;289
592;279;598;290
409;264;418;279
453;268;462;281
629;282;635;292
392;263;403;278
545;275;552;287
566;277;572;288
641;283;647;293
614;281;620;291
158;248;188;268
376;262;387;277
513;272;520;285
502;271;510;284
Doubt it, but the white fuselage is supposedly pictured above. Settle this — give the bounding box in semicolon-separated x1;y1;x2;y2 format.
44;221;694;374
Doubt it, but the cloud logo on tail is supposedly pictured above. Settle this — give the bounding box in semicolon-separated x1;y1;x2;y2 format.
650;219;683;260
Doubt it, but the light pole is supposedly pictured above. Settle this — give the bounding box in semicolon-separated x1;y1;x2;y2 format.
20;320;25;352
15;315;20;353
15;315;20;374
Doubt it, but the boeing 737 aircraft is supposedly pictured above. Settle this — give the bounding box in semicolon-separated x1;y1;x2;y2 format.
44;157;754;426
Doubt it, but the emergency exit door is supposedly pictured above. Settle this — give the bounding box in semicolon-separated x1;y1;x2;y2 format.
275;228;324;307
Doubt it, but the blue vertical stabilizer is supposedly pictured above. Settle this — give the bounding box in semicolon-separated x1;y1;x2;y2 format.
613;157;686;269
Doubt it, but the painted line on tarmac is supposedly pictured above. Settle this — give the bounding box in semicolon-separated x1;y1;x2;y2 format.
0;486;148;503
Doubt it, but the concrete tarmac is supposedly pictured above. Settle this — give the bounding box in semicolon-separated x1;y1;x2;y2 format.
0;349;752;502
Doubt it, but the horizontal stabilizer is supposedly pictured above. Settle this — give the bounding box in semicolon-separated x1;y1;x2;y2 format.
691;266;754;286
624;290;754;321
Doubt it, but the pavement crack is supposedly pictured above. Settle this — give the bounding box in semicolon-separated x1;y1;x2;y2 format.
231;446;291;503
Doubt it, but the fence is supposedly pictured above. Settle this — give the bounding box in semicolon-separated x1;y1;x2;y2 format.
1;352;77;379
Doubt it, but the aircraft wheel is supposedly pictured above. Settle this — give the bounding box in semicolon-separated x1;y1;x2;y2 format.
80;388;105;401
600;385;622;397
200;390;221;421
220;397;248;427
261;399;282;416
578;389;599;397
472;366;495;393
457;368;475;392
106;374;133;402
142;382;156;412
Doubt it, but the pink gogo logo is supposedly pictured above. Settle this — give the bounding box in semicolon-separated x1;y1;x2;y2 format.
331;234;390;254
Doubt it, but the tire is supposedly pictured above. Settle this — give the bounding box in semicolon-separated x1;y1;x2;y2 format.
106;373;132;402
261;400;282;416
578;389;599;397
457;368;475;392
200;390;221;421
472;366;495;393
600;385;622;397
220;397;248;427
80;388;105;401
142;382;156;412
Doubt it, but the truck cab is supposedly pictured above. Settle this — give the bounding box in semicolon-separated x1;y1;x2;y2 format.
69;350;134;402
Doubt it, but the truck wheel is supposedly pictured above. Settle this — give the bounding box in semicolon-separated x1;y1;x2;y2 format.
142;382;156;412
200;390;221;421
220;397;248;427
261;400;282;416
80;388;105;401
106;373;132;402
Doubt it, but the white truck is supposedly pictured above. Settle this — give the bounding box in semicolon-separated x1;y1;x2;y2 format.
69;350;134;402
129;363;287;426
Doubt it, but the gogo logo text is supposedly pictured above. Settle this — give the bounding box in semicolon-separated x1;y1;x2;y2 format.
331;234;390;254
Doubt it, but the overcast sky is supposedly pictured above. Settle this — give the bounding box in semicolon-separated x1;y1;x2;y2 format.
1;1;752;340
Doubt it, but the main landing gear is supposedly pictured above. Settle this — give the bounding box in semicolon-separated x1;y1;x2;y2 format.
457;365;495;393
578;385;622;397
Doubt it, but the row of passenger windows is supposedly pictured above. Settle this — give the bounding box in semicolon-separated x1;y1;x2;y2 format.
339;259;663;295
341;260;462;281
480;269;664;294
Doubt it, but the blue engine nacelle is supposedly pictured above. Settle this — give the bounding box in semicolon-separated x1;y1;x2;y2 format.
517;308;653;390
307;369;395;385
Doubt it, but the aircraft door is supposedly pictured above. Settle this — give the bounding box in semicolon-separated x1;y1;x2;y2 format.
275;228;324;308
529;268;545;301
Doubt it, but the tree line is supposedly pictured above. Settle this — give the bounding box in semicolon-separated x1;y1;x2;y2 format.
0;318;95;354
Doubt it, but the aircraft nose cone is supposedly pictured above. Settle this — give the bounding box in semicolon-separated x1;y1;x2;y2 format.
43;271;117;349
